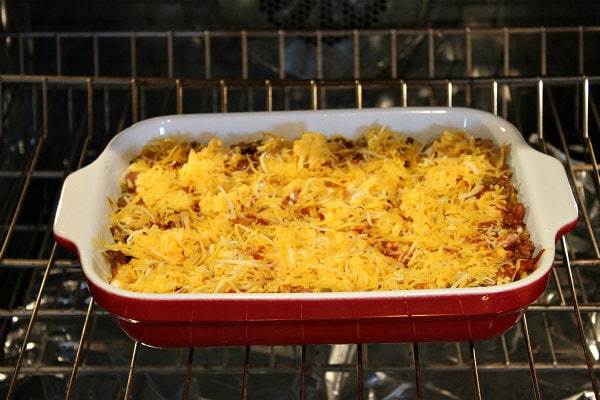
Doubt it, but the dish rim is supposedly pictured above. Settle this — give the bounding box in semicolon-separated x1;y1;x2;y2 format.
53;106;579;303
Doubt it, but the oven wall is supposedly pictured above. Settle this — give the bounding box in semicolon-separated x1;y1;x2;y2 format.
2;0;599;32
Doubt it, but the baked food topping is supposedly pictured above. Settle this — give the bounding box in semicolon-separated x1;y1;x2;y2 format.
105;128;538;293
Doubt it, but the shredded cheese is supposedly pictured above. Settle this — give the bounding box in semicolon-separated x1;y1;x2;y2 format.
105;128;538;293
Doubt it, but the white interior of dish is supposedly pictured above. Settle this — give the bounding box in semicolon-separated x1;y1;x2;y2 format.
54;107;578;300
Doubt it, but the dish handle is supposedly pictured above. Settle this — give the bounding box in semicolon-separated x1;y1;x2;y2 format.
520;149;579;241
53;164;104;255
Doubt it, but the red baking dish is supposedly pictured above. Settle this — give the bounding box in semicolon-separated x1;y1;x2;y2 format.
53;107;578;347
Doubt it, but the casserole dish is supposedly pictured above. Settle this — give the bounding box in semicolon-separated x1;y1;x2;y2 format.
53;107;578;347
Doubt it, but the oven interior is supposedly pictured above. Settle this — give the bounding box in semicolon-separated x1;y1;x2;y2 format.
1;1;600;399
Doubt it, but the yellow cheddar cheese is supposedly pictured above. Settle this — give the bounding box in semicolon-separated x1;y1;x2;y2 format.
105;128;538;293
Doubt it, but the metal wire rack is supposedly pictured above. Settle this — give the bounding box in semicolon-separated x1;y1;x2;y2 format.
1;26;600;399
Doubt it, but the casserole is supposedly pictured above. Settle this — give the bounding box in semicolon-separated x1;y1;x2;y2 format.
53;107;578;347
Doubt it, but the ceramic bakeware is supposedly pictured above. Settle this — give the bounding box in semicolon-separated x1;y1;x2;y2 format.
53;107;578;347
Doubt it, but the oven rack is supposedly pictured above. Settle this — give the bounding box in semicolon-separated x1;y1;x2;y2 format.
1;26;600;399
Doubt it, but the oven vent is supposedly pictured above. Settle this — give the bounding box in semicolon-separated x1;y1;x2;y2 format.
220;0;430;36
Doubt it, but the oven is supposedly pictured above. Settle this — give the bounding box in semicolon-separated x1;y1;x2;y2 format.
1;1;600;399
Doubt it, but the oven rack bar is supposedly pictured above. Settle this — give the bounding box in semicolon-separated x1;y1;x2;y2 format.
0;73;599;399
1;26;599;80
0;256;598;269
0;74;596;116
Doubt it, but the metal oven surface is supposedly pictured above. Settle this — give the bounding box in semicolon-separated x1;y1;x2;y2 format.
1;26;600;399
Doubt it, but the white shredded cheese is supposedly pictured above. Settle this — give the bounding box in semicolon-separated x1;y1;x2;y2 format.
104;128;537;293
